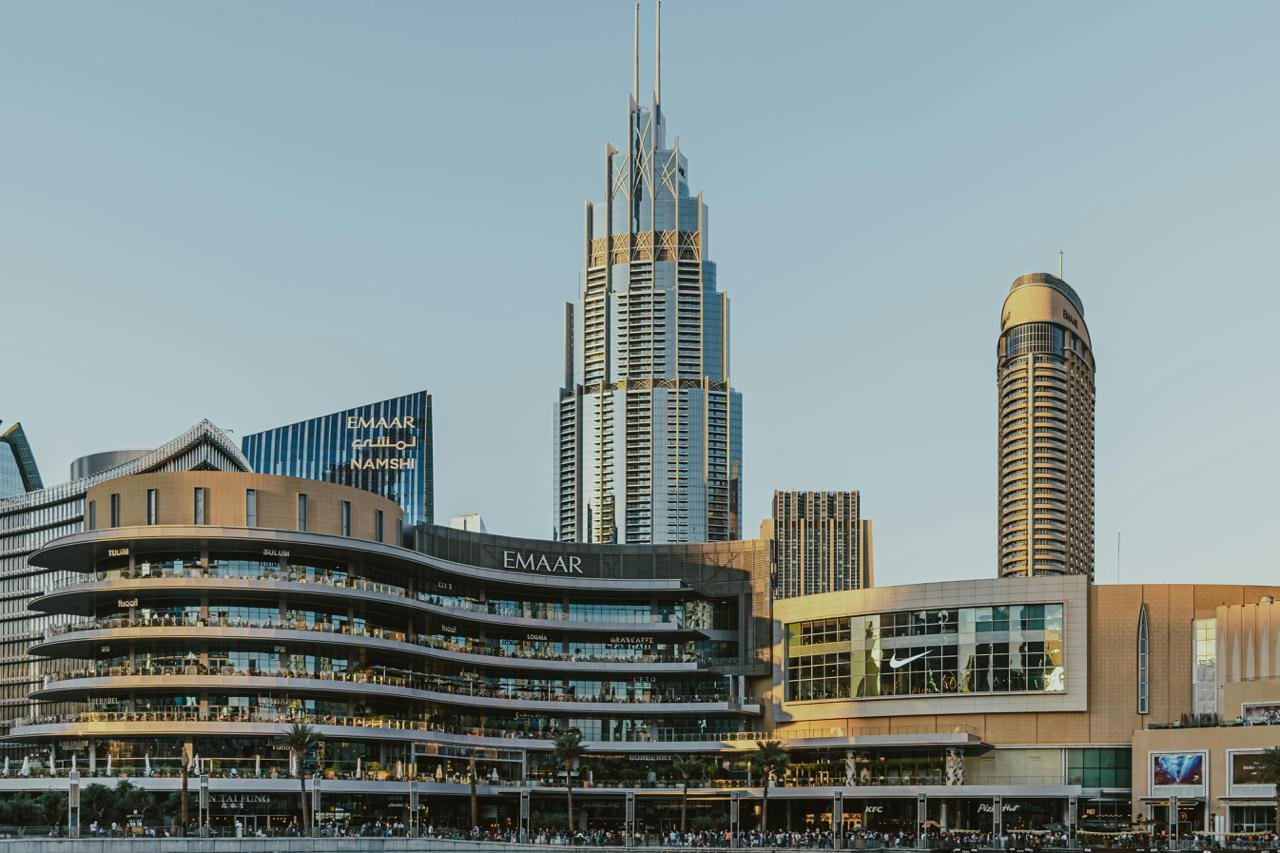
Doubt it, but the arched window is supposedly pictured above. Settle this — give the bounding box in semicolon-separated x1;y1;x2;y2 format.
1137;604;1149;714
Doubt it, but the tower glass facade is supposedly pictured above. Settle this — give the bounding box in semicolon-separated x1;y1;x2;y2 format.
554;48;742;545
997;273;1095;578
241;391;433;528
0;422;43;499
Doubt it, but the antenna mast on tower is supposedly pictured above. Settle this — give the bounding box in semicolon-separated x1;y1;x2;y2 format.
655;0;662;109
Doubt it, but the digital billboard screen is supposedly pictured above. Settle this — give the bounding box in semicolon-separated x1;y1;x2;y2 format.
1152;753;1204;787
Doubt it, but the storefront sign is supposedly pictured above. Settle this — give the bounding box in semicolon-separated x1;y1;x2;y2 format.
978;803;1022;813
439;624;457;634
117;598;138;609
347;416;420;471
608;636;655;648
107;548;129;558
526;633;549;641
263;549;290;558
502;550;583;575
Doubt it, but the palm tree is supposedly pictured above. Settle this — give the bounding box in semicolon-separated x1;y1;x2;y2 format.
1252;746;1280;833
275;724;321;835
670;755;711;834
750;741;790;833
553;727;585;840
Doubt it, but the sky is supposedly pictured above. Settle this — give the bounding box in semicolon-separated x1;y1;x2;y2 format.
2;1;1277;588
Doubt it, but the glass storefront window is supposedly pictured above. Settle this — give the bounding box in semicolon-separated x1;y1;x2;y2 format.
787;603;1067;701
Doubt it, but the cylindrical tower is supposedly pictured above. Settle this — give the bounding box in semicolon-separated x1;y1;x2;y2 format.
997;273;1095;578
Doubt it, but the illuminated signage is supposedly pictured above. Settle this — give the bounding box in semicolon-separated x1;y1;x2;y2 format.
107;548;129;558
608;636;655;647
502;550;583;575
117;598;139;609
263;549;290;558
439;624;457;634
526;633;549;641
346;416;420;471
978;803;1022;813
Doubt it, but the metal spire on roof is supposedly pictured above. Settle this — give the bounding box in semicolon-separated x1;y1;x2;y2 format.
633;3;640;104
655;0;662;109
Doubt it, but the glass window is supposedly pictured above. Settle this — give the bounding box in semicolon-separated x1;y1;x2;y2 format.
297;494;308;532
146;489;158;525
87;500;96;530
341;501;351;537
1137;604;1149;714
787;602;1067;701
109;493;121;528
245;489;257;528
1193;617;1216;715
193;488;207;525
375;509;384;543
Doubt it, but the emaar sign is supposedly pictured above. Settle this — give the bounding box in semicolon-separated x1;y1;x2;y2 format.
502;550;584;575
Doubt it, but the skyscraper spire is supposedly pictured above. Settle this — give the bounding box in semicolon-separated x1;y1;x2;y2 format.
633;3;640;104
655;0;662;108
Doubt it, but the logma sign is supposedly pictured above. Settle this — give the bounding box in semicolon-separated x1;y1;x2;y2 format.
346;415;420;471
502;550;583;575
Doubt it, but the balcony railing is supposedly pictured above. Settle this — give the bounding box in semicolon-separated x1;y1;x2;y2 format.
50;570;706;629
40;665;739;706
42;616;710;668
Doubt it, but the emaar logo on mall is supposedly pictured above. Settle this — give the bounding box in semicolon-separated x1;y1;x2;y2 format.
502;550;584;575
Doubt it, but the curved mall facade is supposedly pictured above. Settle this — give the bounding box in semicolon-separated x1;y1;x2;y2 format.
7;471;1280;836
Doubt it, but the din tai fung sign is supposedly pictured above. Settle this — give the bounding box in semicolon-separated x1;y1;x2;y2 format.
346;414;420;471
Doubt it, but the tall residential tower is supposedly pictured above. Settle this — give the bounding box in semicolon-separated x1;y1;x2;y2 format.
771;490;874;599
554;3;742;544
997;273;1096;578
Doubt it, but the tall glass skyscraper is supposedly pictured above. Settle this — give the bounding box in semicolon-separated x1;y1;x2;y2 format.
997;273;1095;578
241;391;433;527
554;4;742;545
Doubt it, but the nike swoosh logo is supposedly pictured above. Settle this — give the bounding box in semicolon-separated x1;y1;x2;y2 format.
888;650;930;669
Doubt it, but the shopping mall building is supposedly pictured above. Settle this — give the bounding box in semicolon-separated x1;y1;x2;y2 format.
3;469;1279;838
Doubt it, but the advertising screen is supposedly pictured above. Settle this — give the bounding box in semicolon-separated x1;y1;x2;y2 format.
1231;752;1268;786
1242;703;1280;724
1152;753;1204;787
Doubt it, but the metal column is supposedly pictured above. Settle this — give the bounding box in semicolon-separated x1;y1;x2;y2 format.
625;791;636;846
311;773;321;837
198;774;209;838
833;790;844;850
67;769;80;839
1067;794;1077;848
409;780;420;837
730;791;741;846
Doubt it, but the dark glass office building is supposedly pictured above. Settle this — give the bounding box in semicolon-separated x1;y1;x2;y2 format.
241;391;434;527
0;421;43;499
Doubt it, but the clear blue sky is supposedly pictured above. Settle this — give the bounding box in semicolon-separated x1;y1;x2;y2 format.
3;2;1277;587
